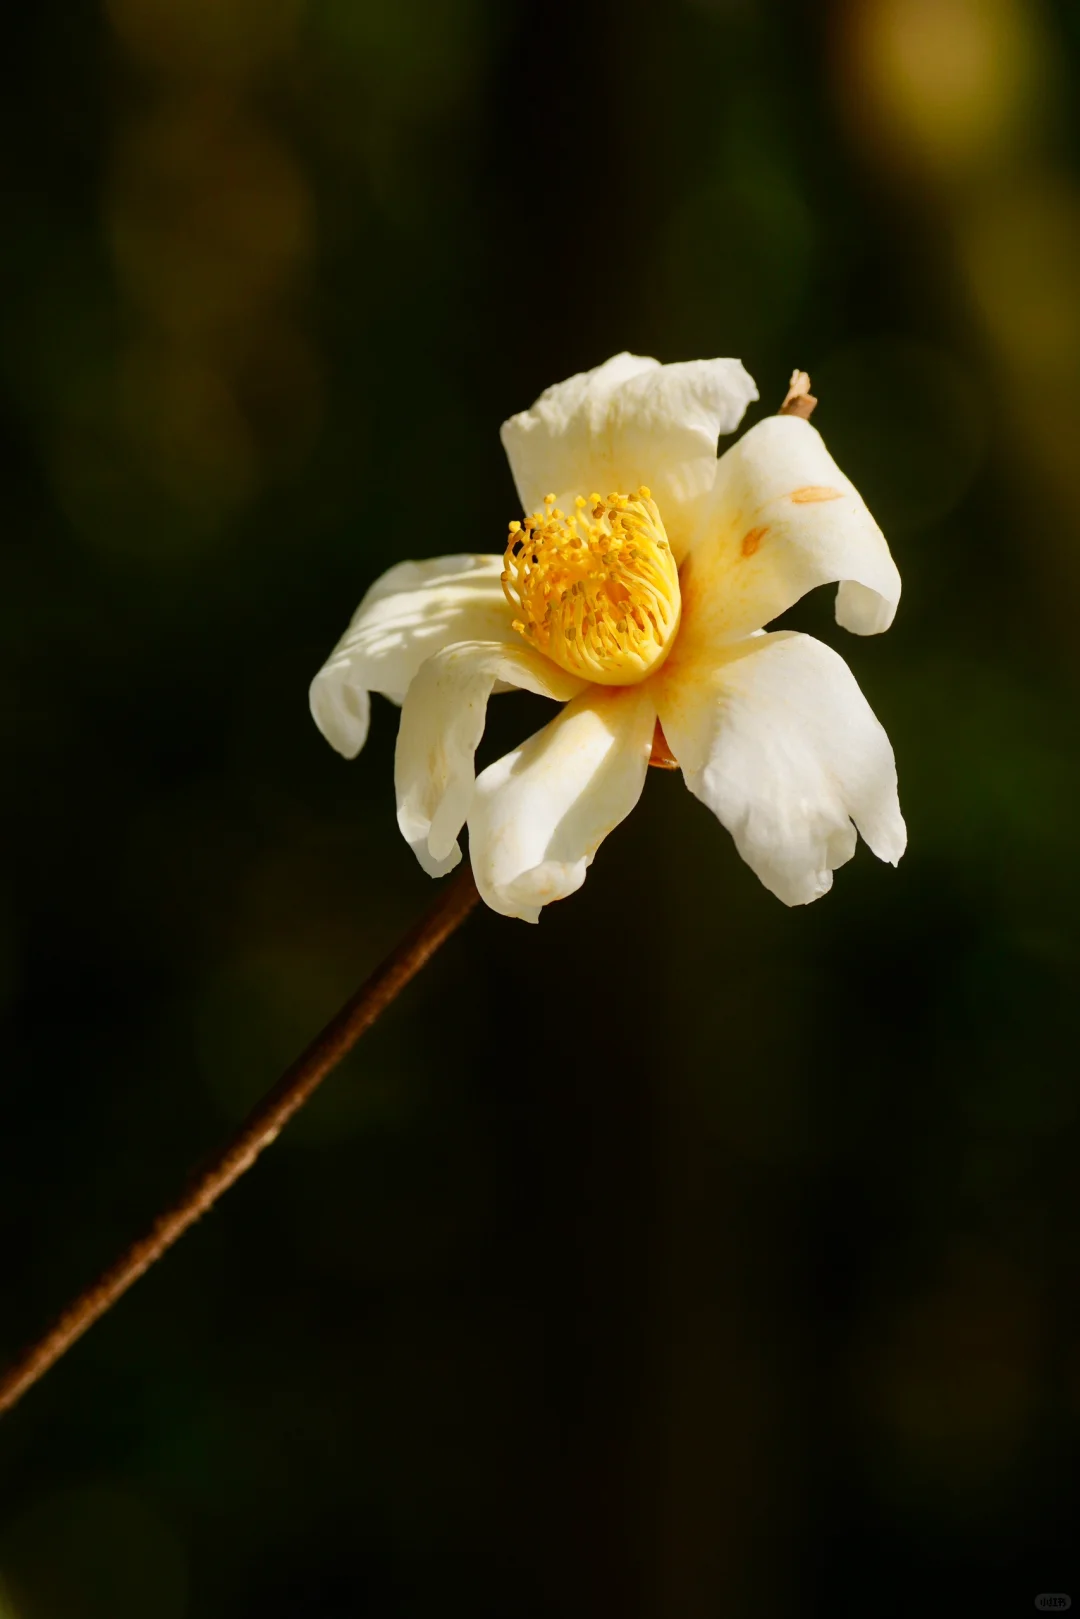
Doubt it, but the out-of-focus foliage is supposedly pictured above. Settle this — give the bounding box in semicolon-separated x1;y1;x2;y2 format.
2;0;1079;1614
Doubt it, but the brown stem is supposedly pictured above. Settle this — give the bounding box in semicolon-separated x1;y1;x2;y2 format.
0;864;480;1420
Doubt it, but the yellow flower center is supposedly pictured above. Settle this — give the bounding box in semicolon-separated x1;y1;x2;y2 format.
501;488;681;685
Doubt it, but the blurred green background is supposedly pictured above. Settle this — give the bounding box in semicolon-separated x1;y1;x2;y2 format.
2;0;1080;1613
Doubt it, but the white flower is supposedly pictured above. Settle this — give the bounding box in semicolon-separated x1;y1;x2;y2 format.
311;354;906;922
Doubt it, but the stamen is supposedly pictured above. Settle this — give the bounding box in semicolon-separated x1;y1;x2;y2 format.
502;489;681;685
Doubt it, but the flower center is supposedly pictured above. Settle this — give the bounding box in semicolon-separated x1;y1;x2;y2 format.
501;488;681;685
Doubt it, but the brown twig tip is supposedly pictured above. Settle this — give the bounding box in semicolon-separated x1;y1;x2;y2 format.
778;370;818;420
0;862;481;1421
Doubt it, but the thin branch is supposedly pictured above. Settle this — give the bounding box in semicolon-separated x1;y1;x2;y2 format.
0;864;480;1420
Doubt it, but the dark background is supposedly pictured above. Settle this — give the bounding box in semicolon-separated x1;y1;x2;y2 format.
2;0;1080;1614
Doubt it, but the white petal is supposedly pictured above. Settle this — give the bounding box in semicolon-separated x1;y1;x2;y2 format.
501;353;758;554
468;684;657;923
678;415;901;650
394;640;586;877
309;555;515;758
656;631;905;906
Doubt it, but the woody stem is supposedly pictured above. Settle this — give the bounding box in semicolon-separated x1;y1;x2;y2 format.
0;864;480;1419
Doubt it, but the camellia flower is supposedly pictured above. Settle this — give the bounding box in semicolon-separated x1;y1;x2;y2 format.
310;355;905;922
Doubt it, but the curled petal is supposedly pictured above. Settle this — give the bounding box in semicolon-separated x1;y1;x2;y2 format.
678;415;901;649
309;555;514;759
501;353;758;555
467;684;657;923
656;631;905;906
395;640;586;877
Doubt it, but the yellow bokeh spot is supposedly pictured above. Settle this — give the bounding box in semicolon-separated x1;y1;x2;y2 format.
845;0;1047;181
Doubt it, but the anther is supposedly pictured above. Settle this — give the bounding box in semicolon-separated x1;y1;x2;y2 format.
501;486;681;684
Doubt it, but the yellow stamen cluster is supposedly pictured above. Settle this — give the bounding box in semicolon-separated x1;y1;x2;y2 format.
501;488;681;685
